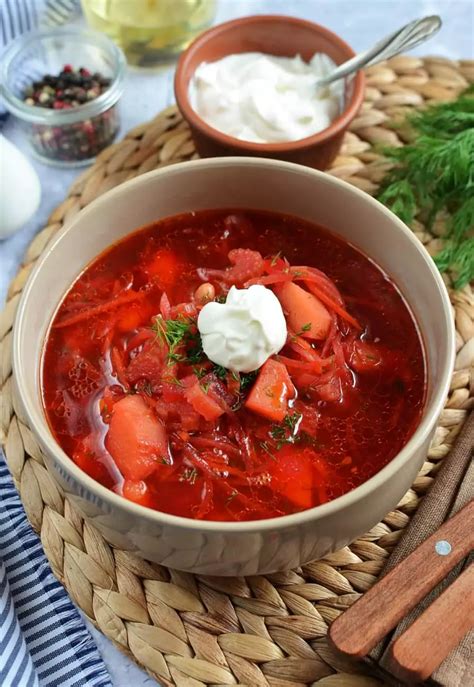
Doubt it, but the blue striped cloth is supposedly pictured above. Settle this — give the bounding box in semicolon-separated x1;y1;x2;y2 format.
1;2;112;685
0;566;38;687
0;0;80;42
0;455;112;687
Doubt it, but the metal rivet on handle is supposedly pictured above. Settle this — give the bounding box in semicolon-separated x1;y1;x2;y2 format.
435;540;452;556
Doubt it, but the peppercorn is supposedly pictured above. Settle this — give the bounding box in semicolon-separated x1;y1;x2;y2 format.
23;64;118;164
23;64;111;111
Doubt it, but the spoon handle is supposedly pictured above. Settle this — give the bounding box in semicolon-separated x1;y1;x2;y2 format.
318;15;442;87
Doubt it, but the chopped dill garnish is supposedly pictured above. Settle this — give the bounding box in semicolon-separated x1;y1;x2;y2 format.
377;85;474;288
269;412;303;449
186;342;204;364
153;316;189;348
192;366;207;379
239;370;258;391
142;381;154;396
270;251;282;266
215;294;227;304
179;467;198;484
225;489;238;505
269;424;286;444
259;441;276;460
163;376;184;387
284;411;303;433
227;370;258;409
200;380;210;393
152;315;203;365
167;352;186;365
213;365;228;380
291;322;312;340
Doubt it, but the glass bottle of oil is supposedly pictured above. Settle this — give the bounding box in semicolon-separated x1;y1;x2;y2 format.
81;0;216;67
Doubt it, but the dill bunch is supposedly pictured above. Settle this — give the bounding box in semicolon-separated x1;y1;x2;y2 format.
377;85;474;288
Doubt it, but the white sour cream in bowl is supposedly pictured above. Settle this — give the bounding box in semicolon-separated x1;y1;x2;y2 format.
197;285;287;373
188;52;342;144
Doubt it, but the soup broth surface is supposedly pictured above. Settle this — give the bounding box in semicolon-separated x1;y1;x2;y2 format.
43;210;426;521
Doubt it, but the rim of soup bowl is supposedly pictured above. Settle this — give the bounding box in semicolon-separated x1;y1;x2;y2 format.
13;157;455;534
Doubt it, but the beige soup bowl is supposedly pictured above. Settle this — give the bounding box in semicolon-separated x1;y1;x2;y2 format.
13;158;455;576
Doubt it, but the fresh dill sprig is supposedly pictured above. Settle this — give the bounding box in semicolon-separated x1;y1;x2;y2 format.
192;365;207;379
200;380;210;393
239;370;258;391
152;316;190;349
213;365;228;380
270;251;282;266
291;322;312;341
225;489;238;505
377;86;474;288
179;467;198;484
152;315;203;365
259;441;276;460
269;412;302;449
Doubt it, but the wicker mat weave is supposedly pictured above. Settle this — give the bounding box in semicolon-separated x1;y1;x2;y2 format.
1;55;473;687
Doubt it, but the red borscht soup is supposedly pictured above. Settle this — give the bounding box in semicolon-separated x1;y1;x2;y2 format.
42;210;426;521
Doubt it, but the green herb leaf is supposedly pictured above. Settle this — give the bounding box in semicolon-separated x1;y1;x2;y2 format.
377;87;474;288
259;441;276;460
152;315;203;365
270;251;282;266
212;365;228;380
269;411;302;449
225;489;238;505
192;365;207;379
239;370;258;391
179;467;198;484
284;411;303;433
163;376;184;387
291;322;312;340
142;381;154;396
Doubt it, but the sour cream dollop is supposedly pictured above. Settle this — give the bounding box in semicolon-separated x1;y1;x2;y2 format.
189;52;342;144
197;285;287;373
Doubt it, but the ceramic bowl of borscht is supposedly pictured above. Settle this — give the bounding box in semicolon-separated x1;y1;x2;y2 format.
13;157;454;575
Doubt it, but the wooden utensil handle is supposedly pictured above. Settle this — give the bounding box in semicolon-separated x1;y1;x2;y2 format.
329;499;474;658
387;563;474;683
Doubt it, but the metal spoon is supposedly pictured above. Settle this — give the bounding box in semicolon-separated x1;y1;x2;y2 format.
316;15;442;88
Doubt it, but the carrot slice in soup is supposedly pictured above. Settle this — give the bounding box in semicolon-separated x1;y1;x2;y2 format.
122;480;153;507
144;249;182;287
270;447;313;509
185;381;226;422
245;359;295;422
349;340;384;372
274;281;331;340
106;395;168;480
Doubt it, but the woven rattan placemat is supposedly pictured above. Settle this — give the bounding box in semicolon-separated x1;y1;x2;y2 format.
1;56;473;687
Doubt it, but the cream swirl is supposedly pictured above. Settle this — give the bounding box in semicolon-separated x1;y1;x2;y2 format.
189;52;341;143
197;285;287;373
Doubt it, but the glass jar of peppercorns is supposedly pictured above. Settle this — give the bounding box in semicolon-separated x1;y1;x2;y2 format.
0;28;126;167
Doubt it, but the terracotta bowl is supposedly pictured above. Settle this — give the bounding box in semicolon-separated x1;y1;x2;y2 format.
174;15;365;169
13;158;455;575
